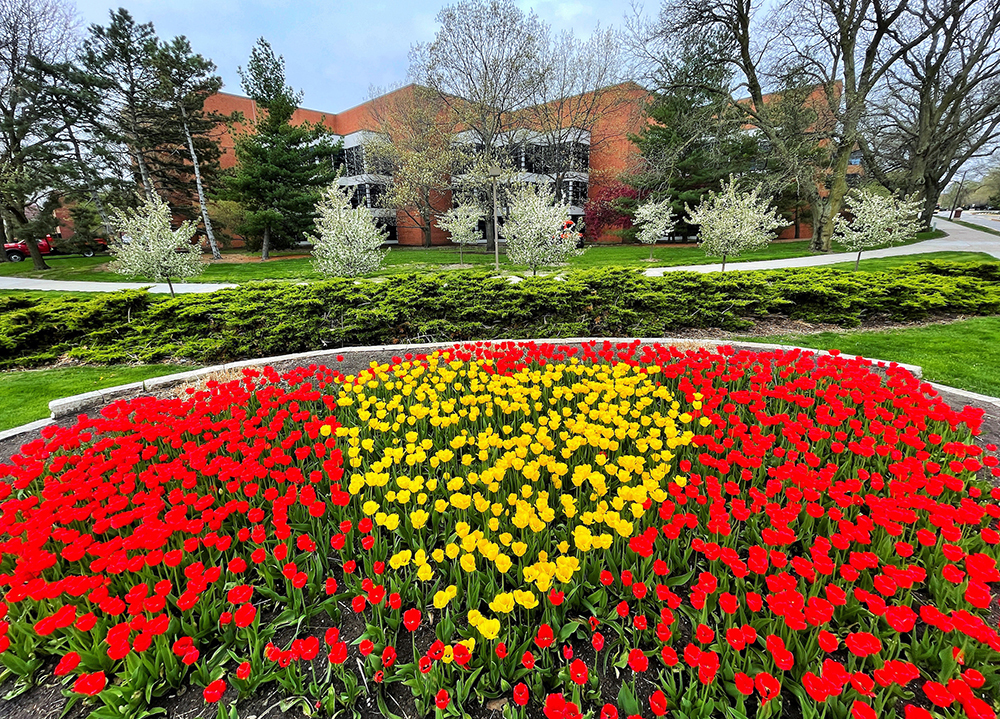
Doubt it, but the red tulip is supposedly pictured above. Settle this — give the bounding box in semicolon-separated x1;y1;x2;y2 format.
591;632;604;651
203;679;226;703
73;672;107;696
513;682;529;706
453;643;471;667
402;608;421;632
54;652;81;676
627;648;648;673
650;690;667;716
435;689;450;709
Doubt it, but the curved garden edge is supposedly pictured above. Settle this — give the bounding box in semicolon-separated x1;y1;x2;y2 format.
2;336;999;448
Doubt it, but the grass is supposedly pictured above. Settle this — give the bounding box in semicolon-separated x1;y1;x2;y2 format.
830;251;998;272
947;218;1000;238
0;289;115;301
0;230;947;284
0;365;196;432
747;316;1000;397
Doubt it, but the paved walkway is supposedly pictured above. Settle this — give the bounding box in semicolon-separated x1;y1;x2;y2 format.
1;219;998;293
0;277;237;294
643;217;1000;276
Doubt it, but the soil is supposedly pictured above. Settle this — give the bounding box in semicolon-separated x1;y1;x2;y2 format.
0;331;998;719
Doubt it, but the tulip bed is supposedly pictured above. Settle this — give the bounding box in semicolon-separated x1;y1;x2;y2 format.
1;340;999;719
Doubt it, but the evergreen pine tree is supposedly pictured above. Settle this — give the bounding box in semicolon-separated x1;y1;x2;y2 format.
222;38;341;259
631;34;760;238
81;9;164;199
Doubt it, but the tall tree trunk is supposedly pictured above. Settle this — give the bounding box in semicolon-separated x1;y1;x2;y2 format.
166;276;175;298
261;224;271;261
816;146;854;252
0;212;9;262
5;203;49;270
721;253;727;272
919;176;942;229
180;107;222;260
809;202;825;252
136;149;155;199
24;236;50;270
423;224;432;248
90;190;114;240
855;250;862;271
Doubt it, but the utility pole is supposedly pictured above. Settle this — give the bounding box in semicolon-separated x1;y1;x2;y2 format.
948;170;969;219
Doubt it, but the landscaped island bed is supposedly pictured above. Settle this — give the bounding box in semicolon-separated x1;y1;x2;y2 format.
0;340;998;719
2;260;1000;369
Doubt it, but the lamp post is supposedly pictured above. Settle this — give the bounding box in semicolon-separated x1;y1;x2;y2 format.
488;165;501;272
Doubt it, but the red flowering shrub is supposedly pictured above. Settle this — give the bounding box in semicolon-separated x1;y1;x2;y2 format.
0;341;998;719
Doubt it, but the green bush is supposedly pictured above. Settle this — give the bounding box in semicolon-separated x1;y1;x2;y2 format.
2;261;999;368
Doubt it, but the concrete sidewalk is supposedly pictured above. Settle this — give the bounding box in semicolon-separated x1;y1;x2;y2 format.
643;217;1000;276
0;277;237;294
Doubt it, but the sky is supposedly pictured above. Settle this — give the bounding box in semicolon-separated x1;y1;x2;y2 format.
72;0;653;113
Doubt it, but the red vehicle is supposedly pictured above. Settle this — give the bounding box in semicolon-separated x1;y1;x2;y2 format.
4;234;106;262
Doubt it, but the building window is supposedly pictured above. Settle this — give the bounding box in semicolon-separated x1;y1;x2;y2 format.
562;179;588;206
524;142;590;175
347;184;365;208
342;146;366;176
848;150;863;166
368;183;387;208
567;142;589;172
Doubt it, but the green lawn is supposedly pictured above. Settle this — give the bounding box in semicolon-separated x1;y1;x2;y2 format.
0;230;947;283
832;251;998;272
748;316;1000;397
0;365;195;432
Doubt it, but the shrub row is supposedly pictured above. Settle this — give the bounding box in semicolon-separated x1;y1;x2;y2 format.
2;261;999;368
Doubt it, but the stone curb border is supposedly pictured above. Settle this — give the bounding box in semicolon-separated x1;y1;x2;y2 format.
1;336;993;446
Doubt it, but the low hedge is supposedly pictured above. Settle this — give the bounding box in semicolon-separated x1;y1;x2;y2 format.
2;261;999;368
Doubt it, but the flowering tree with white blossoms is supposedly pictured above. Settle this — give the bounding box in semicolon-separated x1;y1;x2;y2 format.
309;184;388;277
834;187;923;270
634;198;677;260
436;203;483;266
686;177;784;271
503;184;582;276
109;194;203;298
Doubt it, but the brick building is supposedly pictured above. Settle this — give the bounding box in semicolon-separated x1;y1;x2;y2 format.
203;82;649;245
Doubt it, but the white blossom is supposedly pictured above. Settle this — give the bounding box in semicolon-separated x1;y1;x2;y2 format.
436;203;483;264
686;177;784;271
309;184;388;277
834;187;923;269
109;194;204;296
633;198;677;259
503;184;582;275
